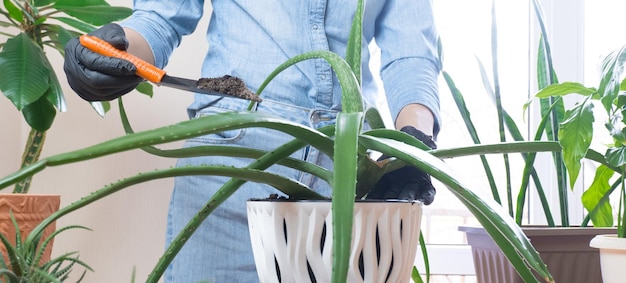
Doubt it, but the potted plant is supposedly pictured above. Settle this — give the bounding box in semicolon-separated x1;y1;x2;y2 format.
0;0;556;282
0;0;131;269
534;42;626;282
450;1;617;282
0;214;91;282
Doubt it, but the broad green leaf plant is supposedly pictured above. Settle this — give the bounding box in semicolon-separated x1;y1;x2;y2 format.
534;45;626;238
0;0;132;193
0;0;555;282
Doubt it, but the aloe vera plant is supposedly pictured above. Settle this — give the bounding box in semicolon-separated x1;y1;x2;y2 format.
0;0;132;193
0;214;91;282
0;0;557;282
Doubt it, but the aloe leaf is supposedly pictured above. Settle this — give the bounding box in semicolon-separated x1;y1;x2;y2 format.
331;112;362;283
345;0;363;84
364;107;386;129
0;111;335;191
257;50;362;113
148;124;338;282
558;97;594;187
582;165;615;227
0;33;50;110
359;135;553;282
117;98;334;183
28;166;321;247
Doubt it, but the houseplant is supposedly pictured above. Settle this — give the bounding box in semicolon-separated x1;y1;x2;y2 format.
449;0;619;282
0;0;557;282
0;0;133;270
0;214;91;282
534;42;626;282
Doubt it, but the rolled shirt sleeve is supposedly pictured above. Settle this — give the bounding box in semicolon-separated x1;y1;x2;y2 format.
119;1;205;69
372;0;442;134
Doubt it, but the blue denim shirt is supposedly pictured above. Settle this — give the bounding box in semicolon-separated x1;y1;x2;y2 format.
121;0;441;133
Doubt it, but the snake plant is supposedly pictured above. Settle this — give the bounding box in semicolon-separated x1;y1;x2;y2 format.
0;0;132;193
0;0;557;282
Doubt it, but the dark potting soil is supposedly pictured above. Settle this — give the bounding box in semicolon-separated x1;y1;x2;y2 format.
196;75;262;102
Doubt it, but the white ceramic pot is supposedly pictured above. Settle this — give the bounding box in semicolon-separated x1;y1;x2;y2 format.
590;234;626;283
247;200;423;283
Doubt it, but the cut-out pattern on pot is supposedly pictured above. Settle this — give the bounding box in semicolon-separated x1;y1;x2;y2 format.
247;200;422;283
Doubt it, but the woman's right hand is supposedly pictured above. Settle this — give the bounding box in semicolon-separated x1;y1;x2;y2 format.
64;23;143;101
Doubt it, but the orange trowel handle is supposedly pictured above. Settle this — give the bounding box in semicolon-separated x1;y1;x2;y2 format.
79;35;166;83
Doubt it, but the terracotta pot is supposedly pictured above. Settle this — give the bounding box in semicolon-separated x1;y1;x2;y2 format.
459;225;616;283
590;234;626;283
247;199;422;283
0;194;61;263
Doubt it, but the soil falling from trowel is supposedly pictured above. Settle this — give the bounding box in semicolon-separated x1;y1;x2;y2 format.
196;75;261;102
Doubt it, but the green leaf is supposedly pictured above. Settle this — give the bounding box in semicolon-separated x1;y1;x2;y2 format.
606;146;626;169
257;50;362;113
332;112;363;283
558;98;594;187
0;33;50;110
598;46;626;113
22;95;57;132
364;107;385;129
359;135;553;282
53;17;97;34
54;6;132;26
34;0;55;6
54;0;108;7
534;82;597;99
412;266;424;283
135;82;154;97
582;165;615;227
345;0;363;84
42;54;67;112
3;0;23;22
90;101;110;117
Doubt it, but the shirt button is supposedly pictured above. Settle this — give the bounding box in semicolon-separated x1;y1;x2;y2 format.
320;74;327;80
312;24;319;30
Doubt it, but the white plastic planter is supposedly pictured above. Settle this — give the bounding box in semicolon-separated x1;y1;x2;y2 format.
590;234;626;283
247;199;422;283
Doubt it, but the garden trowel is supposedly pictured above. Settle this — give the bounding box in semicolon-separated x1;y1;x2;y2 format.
79;35;261;102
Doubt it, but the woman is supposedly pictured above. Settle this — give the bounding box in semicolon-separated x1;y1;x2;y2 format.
64;1;441;281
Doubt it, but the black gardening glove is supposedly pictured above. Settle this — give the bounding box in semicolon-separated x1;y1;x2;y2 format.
366;126;437;205
64;23;143;101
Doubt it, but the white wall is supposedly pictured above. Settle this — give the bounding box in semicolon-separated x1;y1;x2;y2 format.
0;1;211;281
